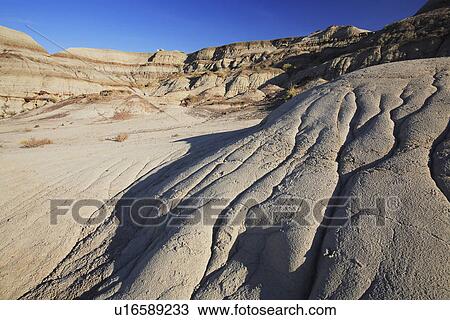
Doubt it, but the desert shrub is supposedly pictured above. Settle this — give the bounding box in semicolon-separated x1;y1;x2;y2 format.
282;63;293;71
111;109;132;120
110;133;129;142
282;63;296;76
20;138;53;148
283;85;299;101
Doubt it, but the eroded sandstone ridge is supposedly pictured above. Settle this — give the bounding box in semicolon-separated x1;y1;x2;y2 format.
1;2;449;117
22;58;450;300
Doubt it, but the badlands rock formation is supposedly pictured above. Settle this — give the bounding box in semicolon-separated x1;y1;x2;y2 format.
0;27;185;117
1;2;449;117
21;58;450;300
0;0;449;301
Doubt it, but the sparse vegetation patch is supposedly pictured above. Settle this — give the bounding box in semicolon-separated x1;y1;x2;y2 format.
20;138;53;148
109;133;129;142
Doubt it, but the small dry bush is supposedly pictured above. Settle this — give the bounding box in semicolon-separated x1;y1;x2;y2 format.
110;133;129;142
112;109;132;120
281;63;296;76
282;63;293;71
20;137;53;148
283;85;299;101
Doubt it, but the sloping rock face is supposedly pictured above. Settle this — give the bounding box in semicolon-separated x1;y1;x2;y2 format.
1;3;450;117
22;58;450;300
0;26;47;53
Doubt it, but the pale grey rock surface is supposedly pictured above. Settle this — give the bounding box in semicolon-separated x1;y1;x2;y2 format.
22;58;450;300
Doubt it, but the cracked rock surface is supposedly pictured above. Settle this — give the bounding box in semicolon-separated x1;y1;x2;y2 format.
21;58;450;300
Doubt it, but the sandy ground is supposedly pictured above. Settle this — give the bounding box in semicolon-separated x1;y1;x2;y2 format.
0;100;259;298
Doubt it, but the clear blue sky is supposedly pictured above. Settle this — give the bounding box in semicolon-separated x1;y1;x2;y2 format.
0;0;426;54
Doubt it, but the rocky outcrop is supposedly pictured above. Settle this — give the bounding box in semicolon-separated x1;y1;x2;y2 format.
152;76;190;96
148;50;187;65
22;58;450;300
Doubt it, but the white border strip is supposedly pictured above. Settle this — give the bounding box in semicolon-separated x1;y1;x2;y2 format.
0;300;448;320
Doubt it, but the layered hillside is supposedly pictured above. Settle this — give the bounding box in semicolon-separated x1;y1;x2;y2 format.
0;28;185;117
22;58;450;299
1;2;449;117
172;4;450;107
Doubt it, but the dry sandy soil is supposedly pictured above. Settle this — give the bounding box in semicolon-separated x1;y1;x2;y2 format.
0;98;259;299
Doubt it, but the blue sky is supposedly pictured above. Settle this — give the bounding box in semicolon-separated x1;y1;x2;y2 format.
0;0;426;54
